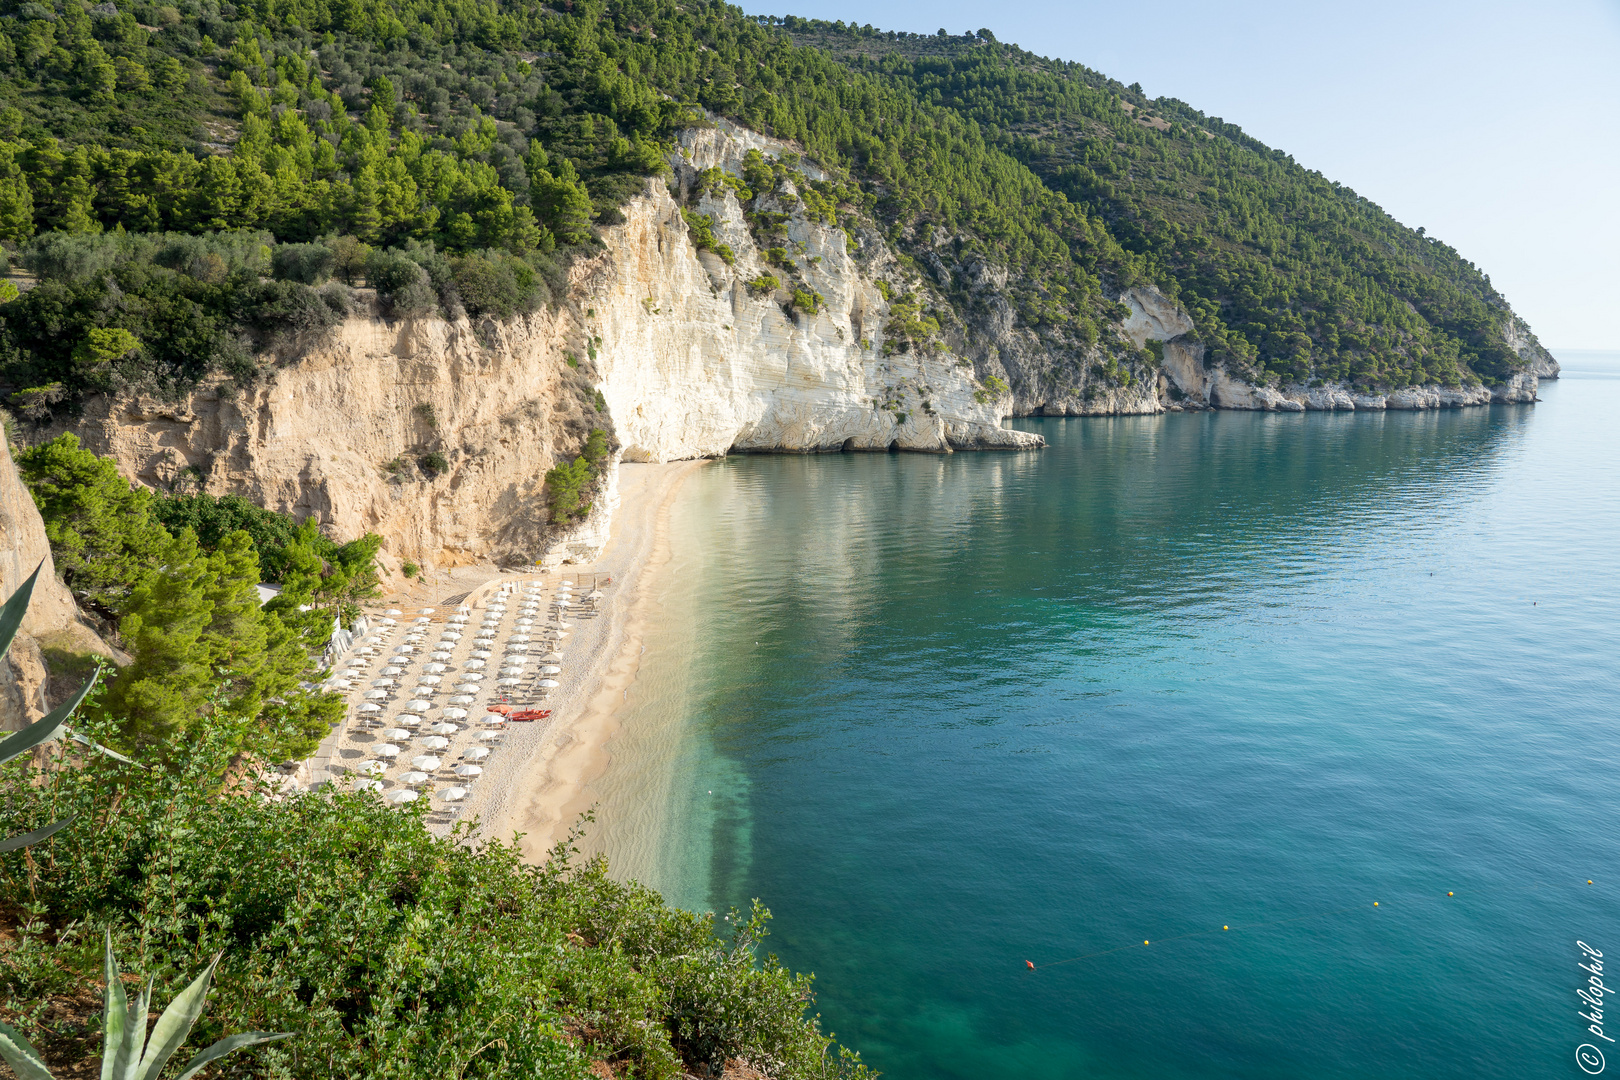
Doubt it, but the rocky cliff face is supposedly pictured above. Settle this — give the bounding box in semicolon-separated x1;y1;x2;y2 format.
587;120;1041;459
0;438;112;731
48;307;610;575
31;120;1558;573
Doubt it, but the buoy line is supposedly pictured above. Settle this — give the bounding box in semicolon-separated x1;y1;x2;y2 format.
1022;878;1601;972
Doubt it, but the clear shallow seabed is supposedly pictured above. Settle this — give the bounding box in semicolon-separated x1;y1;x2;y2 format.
591;350;1620;1080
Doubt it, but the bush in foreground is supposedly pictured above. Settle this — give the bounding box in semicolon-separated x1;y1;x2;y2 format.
0;717;866;1079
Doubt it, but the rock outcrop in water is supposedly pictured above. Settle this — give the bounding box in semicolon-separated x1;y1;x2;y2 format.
30;119;1558;572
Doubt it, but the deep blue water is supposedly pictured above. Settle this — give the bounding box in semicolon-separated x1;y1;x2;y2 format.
636;351;1620;1079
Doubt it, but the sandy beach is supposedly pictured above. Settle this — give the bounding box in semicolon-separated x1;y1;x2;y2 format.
465;459;706;860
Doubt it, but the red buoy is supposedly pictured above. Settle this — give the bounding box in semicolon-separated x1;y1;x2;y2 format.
1026;961;1035;970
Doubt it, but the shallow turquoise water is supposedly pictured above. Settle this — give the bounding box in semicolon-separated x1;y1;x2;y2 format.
617;351;1620;1079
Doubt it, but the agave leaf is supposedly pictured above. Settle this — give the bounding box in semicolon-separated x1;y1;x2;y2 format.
0;1019;54;1080
100;931;139;1080
0;670;99;768
0;814;74;853
68;730;137;766
0;562;41;662
170;1031;295;1080
135;953;221;1080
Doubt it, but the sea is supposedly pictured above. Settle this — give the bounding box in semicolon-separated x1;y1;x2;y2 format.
591;349;1620;1080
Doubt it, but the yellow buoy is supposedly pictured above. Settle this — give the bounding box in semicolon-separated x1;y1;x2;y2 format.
1447;892;1453;896
1144;940;1150;946
1373;902;1379;906
1223;926;1229;931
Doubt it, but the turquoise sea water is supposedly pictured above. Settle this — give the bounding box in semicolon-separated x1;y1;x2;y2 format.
601;350;1620;1079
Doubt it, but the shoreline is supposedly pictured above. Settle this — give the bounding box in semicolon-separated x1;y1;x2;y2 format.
467;458;706;861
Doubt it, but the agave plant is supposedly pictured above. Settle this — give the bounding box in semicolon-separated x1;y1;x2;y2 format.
0;931;292;1079
0;563;103;853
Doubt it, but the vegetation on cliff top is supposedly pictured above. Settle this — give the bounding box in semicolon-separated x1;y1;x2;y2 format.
0;0;1541;417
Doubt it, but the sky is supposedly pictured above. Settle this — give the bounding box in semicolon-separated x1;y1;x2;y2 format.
738;0;1620;352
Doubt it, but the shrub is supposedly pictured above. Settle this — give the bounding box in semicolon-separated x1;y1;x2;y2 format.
0;723;871;1080
453;253;539;319
420;451;449;476
746;272;779;297
544;455;593;523
271;242;337;285
366;251;439;318
791;289;822;316
401;560;420;578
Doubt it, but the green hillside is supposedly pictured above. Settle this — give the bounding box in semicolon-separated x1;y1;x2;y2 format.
0;0;1543;417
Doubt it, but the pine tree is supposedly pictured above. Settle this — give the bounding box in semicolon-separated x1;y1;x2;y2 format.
104;529;217;749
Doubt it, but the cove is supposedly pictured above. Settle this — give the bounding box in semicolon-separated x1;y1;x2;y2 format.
593;351;1620;1080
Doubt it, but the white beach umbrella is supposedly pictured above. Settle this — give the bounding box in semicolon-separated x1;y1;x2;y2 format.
358;702;382;713
497;678;521;687
385;789;418;805
382;728;413;741
394;645;415;654
440;631;461;641
538;679;560;689
540;665;561;675
463;746;490;762
413;616;432;624
328;679;352;690
353;760;385;776
430;722;458;735
421;736;450;751
375;743;402;759
553;599;572;608
381;666;403;676
480;715;507;726
499;667;526;678
541;652;563;663
472;649;492;659
505;643;528;653
464;659;485;669
364;689;388;700
477;731;503;742
439;786;468;802
364;635;385;644
378;617;397;625
404;699;432;713
516;618;535;626
419;674;443;685
586;590;604;601
411;755;441;771
453;764;482;778
559;580;575;587
356;647;376;656
442;707;469;720
419;608;435;614
456;673;483;683
448;695;475;705
353;778;384;793
509;634;531;643
423;663;447;673
385;608;403;615
397;771;430;786
554;630;570;639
